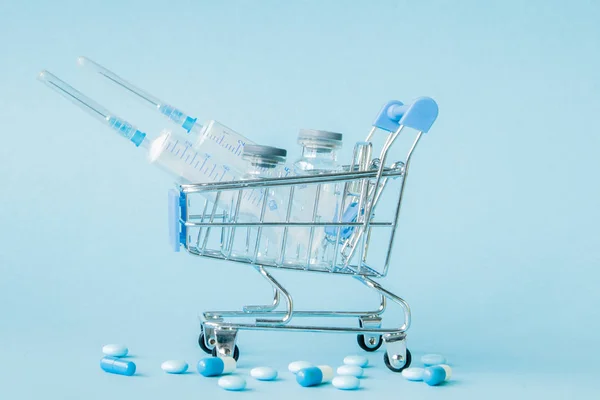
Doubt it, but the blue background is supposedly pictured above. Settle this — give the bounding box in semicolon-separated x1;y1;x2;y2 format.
1;0;598;398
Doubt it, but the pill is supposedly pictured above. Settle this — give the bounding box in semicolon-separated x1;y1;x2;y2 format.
100;356;136;376
421;354;446;366
161;360;188;374
401;367;425;381
218;375;246;391
296;365;333;387
343;355;368;367
336;365;363;377
250;367;278;381
197;356;236;377
439;364;452;381
288;361;314;374
332;375;360;390
423;366;446;386
102;344;128;357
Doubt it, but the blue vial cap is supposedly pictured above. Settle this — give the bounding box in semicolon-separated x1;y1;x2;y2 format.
197;357;224;377
296;367;323;387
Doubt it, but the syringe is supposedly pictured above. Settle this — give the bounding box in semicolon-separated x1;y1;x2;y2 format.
77;56;255;151
38;70;147;148
76;56;198;132
37;71;293;240
37;70;240;185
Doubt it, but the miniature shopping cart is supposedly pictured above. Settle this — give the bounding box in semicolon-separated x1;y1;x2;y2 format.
168;97;438;372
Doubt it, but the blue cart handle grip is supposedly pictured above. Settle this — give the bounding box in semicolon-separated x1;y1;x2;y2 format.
373;97;439;133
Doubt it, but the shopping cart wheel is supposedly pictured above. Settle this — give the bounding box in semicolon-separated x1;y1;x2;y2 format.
383;349;412;372
357;334;383;352
357;318;383;352
211;345;240;361
198;333;214;354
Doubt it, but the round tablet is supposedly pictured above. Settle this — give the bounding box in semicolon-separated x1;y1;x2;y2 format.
161;360;188;374
343;355;368;367
337;365;363;377
421;354;446;366
102;344;128;358
250;367;277;381
332;376;360;390
218;375;246;391
401;367;425;381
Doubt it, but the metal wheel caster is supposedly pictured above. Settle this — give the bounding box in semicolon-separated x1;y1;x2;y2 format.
383;348;412;372
198;332;215;354
209;327;240;361
211;344;240;361
357;316;383;352
357;334;383;352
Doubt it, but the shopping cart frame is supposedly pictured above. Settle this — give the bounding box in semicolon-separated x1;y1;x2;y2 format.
168;97;438;372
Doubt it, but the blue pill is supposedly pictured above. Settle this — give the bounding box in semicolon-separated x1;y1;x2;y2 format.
100;357;136;376
296;366;333;387
423;366;446;386
197;357;236;377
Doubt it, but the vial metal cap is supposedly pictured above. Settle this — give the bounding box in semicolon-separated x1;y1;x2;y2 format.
243;144;287;164
298;129;343;148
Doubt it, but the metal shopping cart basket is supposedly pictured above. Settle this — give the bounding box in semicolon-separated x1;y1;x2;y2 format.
168;97;438;372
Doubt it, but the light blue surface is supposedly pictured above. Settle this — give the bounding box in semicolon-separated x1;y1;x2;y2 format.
1;0;600;398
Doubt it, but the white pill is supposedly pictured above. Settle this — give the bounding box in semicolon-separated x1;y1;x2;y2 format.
343;355;368;367
317;365;334;383
250;367;278;381
402;367;425;381
421;354;446;366
288;361;314;374
337;365;363;377
102;344;128;357
439;364;452;381
161;360;188;374
332;376;360;390
218;375;246;391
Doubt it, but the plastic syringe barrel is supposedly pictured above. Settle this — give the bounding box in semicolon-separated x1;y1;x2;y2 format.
37;70;146;147
77;57;198;134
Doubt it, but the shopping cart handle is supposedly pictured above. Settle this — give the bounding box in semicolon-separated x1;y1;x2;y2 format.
168;189;182;252
373;97;439;133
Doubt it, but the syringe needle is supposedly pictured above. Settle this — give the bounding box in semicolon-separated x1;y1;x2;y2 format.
77;56;199;134
37;70;147;147
38;70;110;121
77;56;161;108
